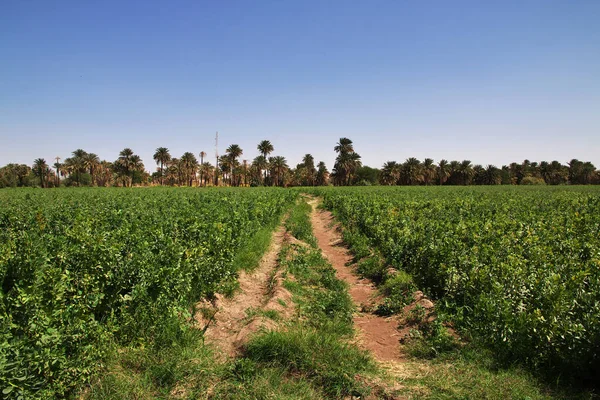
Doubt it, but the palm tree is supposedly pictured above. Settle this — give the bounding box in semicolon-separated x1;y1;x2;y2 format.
316;161;329;186
130;155;144;185
114;148;143;187
422;158;436;185
201;162;214;186
226;144;243;186
522;159;532;179
459;160;474;185
334;137;354;154
65;149;88;186
269;156;289;187
381;161;401;185
302;154;316;186
32;158;49;188
582;162;596;184
484;165;501;185
59;160;72;182
508;162;524;184
257;140;273;159
446;161;461;185
253;155;268;186
549;161;568;185
242;159;248;186
219;155;232;186
257;140;274;183
96;161;114;187
401;158;423;185
166;158;180;186
118;148;135;186
473;164;485;185
83;153;100;186
344;152;362;185
153;147;171;185
437;159;450;185
180;152;199;186
332;138;361;185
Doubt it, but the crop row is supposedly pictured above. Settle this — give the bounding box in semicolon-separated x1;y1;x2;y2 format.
312;186;600;381
0;187;296;398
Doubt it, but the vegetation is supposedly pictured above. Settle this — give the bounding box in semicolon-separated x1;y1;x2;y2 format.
3;137;597;188
311;185;600;386
1;184;598;398
246;199;376;397
331;137;362;185
0;188;296;398
380;158;599;186
85;198;378;399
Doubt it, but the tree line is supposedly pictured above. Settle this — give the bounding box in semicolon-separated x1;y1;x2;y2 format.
378;158;599;186
1;137;598;188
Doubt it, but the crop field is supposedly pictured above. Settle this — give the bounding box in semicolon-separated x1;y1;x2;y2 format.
1;186;599;399
0;188;296;398
311;186;600;381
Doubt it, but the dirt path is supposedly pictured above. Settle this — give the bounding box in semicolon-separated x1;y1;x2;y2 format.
308;198;405;362
196;223;291;357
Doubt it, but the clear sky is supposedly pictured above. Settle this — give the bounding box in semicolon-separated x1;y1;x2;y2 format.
1;0;599;172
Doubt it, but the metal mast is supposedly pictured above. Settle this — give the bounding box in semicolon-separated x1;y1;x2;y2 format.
215;131;219;186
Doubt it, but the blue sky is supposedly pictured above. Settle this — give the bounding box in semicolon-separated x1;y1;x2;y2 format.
1;0;599;171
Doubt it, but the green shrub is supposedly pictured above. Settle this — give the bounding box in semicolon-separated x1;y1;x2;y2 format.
313;185;600;382
355;257;387;283
375;271;416;316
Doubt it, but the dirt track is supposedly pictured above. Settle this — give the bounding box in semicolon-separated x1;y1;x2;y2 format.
199;198;405;363
197;224;291;357
308;198;405;362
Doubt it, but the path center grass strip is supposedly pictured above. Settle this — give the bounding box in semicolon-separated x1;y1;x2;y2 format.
212;199;379;398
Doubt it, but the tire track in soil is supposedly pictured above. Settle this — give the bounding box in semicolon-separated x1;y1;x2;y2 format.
195;223;291;358
307;197;405;363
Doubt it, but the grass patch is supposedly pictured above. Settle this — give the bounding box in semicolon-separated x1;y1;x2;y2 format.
245;307;280;322
285;201;317;247
281;244;354;336
211;364;324;399
405;319;460;359
375;270;417;316
86;328;218;399
400;345;590;400
355;256;387;283
233;221;280;272
244;327;374;397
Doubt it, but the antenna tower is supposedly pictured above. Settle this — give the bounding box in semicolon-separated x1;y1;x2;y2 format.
215;131;219;186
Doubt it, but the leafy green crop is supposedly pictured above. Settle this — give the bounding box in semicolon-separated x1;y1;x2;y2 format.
309;186;600;382
0;187;296;398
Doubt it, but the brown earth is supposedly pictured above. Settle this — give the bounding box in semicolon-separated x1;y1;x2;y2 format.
307;198;406;362
195;223;293;358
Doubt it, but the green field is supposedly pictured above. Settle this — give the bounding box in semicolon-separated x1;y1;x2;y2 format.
310;186;600;383
1;186;599;398
0;188;296;398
